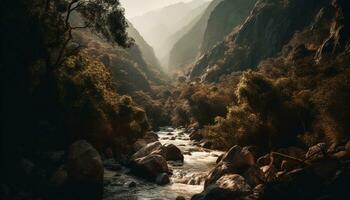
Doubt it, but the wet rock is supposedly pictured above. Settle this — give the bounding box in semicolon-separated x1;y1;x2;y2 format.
132;141;163;160
125;181;137;188
305;143;327;161
156;173;170;185
216;154;224;164
131;154;169;180
66;140;104;200
216;174;251;194
205;146;255;187
201;141;213;149
162;144;184;162
189;131;203;141
176;196;186;200
193;175;251;200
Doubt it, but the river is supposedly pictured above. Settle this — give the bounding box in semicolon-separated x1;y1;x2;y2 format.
103;127;223;200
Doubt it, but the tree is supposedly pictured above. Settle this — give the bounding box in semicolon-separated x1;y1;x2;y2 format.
40;0;133;69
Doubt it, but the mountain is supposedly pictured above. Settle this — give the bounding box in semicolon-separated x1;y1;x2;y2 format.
127;21;162;75
129;0;211;65
190;0;343;82
159;2;211;68
200;0;257;54
168;0;223;71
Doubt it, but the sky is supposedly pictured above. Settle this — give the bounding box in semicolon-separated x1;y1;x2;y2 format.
120;0;193;18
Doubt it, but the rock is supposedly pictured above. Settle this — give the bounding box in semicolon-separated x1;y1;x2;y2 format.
133;139;148;152
257;154;271;167
66;140;104;200
176;196;186;200
222;146;255;166
132;141;163;160
305;143;327;161
202;141;213;149
216;154;224;164
162;144;184;162
189;131;203;141
332;151;349;160
260;165;277;182
170;136;176;140
205;146;255;187
192;175;251;200
131;154;169;180
261;167;323;200
280;160;302;172
155;173;170;185
167;132;174;135
126;181;137;188
345;140;350;153
216;174;251;194
243;166;266;187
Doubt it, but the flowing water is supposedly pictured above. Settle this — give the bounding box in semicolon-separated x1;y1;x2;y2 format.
104;127;223;200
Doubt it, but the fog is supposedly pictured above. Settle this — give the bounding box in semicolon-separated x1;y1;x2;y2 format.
120;0;194;18
120;0;211;70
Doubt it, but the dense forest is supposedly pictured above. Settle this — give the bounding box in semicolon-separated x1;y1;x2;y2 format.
1;0;350;200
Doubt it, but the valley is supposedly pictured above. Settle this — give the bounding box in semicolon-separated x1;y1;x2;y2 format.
1;0;350;200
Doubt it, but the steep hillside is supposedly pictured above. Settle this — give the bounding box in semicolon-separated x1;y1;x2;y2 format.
130;0;210;61
127;21;162;72
168;0;223;71
159;2;211;68
200;0;257;53
190;0;331;82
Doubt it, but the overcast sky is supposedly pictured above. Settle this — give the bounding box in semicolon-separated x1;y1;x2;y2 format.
120;0;193;18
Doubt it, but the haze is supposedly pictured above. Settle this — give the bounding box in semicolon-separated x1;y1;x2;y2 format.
120;0;194;18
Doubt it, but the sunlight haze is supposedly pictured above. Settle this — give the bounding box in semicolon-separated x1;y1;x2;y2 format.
120;0;198;18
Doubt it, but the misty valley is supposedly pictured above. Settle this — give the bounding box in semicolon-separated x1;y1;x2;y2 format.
1;0;350;200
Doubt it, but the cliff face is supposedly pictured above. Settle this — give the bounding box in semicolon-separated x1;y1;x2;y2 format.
190;0;347;82
168;0;223;71
200;0;257;54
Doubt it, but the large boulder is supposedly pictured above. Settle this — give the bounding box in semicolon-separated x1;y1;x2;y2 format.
205;145;255;187
192;174;252;200
305;143;327;161
66;140;104;200
131;154;169;181
162;143;184;161
132;141;163;160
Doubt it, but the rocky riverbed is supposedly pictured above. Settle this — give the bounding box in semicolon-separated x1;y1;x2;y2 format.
103;127;223;200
